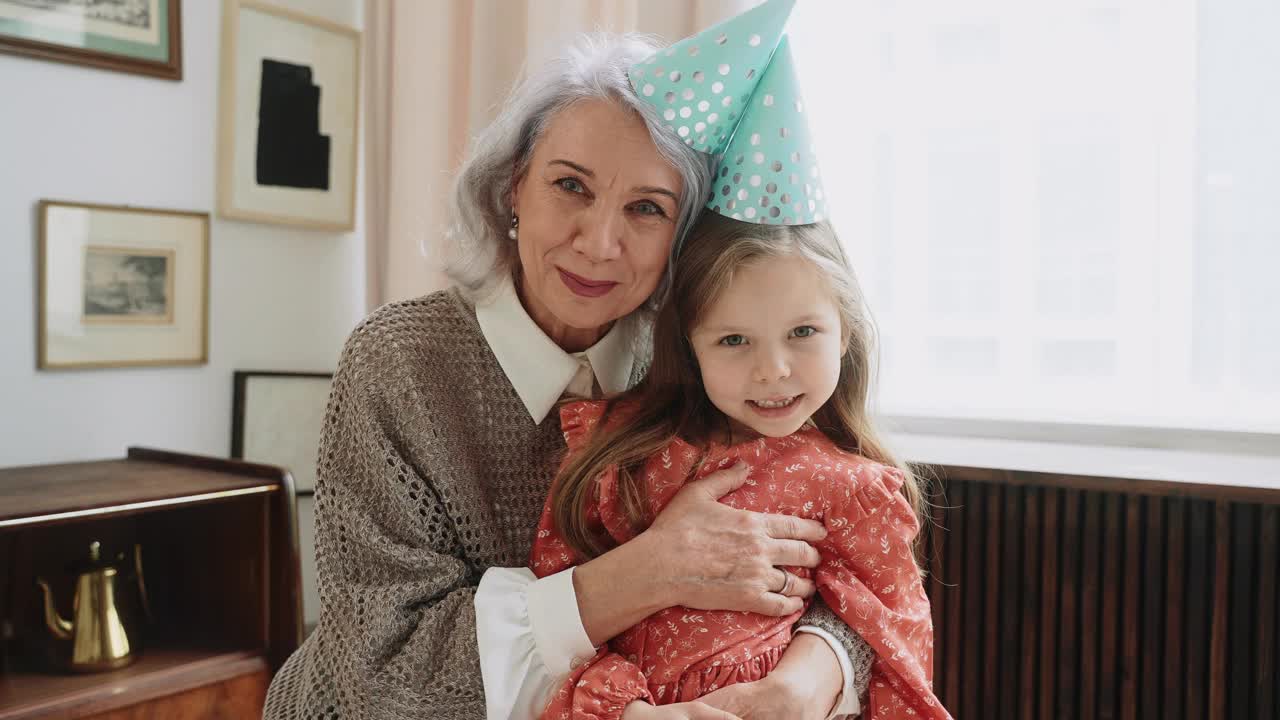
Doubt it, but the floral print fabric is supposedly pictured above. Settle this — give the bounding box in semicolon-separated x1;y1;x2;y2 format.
533;400;951;720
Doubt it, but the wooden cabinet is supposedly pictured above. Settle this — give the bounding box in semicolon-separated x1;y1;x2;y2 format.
0;448;302;719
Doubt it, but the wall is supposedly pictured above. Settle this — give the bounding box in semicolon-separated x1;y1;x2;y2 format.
0;0;366;469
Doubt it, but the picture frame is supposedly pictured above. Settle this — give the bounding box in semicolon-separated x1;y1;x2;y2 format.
0;0;182;81
230;370;334;495
218;0;361;231
230;369;333;631
37;200;209;370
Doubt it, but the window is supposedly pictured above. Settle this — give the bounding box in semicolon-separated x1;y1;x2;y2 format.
789;0;1279;435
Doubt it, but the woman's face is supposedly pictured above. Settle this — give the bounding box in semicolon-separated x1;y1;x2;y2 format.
511;99;684;341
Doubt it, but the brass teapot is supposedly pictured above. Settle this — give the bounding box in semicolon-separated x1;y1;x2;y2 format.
35;541;149;672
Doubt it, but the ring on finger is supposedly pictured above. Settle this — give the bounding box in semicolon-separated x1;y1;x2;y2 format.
777;569;793;595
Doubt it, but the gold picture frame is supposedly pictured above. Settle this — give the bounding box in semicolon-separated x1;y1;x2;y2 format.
38;200;209;370
217;0;361;231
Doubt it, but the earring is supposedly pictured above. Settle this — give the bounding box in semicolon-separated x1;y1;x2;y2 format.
508;214;519;240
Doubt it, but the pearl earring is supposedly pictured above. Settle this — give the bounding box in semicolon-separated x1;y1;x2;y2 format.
508;214;519;240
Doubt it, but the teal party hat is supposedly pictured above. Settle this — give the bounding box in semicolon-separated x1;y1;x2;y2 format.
628;0;827;225
708;36;826;225
627;0;795;155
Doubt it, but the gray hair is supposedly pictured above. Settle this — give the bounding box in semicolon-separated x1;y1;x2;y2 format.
444;32;715;311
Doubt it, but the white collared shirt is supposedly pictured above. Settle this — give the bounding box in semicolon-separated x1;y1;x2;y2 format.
473;275;859;719
474;275;633;423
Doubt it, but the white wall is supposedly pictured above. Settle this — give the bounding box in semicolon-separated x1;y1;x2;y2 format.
0;0;366;468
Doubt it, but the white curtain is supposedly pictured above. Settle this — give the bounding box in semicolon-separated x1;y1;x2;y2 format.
363;0;749;309
789;0;1280;435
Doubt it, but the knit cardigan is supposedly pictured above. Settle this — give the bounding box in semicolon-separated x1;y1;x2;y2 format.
263;288;874;719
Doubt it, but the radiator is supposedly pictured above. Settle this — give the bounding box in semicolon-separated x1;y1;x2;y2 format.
920;467;1280;720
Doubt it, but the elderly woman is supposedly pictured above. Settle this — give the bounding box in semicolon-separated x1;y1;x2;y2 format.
264;34;873;720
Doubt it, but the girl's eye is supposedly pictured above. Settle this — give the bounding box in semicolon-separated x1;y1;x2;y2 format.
631;200;666;217
719;334;747;347
791;325;817;338
556;177;585;194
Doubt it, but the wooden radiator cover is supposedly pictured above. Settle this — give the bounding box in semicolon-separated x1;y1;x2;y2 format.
920;465;1279;720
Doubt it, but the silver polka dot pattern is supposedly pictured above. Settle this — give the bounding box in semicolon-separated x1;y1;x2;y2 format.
705;38;828;225
626;8;828;225
626;4;789;156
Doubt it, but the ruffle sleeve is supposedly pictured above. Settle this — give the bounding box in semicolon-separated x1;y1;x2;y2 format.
816;462;952;720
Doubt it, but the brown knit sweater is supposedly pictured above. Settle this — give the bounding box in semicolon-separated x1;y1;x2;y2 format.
263;289;873;720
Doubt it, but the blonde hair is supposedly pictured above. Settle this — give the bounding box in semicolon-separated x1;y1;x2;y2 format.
550;212;926;561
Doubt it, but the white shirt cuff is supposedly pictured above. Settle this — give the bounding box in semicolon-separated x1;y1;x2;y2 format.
475;566;599;720
795;625;861;719
528;567;598;675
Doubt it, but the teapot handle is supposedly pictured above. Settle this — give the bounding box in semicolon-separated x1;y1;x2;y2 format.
133;544;153;622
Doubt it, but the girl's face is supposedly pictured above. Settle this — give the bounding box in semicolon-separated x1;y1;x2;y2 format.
688;255;845;440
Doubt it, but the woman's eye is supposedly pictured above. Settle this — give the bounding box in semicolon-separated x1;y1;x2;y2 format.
791;325;817;338
719;334;747;347
631;200;666;217
556;177;585;194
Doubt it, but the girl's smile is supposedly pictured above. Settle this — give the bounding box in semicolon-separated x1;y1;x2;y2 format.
747;394;805;413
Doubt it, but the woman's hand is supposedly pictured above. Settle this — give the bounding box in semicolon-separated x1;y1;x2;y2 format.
698;634;845;719
645;462;826;614
621;700;743;720
575;462;827;645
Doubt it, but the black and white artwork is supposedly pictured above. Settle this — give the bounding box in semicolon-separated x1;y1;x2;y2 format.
218;1;359;230
256;58;331;190
82;246;174;325
39;201;208;369
0;0;180;80
0;0;153;30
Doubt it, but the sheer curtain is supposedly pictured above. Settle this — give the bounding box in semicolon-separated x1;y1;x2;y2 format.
789;0;1280;436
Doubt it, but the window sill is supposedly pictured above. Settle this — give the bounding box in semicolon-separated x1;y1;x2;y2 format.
891;430;1280;491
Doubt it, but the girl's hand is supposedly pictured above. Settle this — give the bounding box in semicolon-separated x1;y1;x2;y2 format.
699;679;809;720
644;462;826;615
699;632;845;719
621;700;744;720
699;673;833;720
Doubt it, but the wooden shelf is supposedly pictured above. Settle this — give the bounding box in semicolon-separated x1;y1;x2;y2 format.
0;448;302;719
0;450;281;529
0;647;267;720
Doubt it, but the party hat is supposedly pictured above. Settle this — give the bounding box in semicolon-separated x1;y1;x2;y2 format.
629;0;827;225
708;37;827;225
627;0;795;155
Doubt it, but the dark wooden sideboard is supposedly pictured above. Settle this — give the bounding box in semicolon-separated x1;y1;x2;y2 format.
0;448;302;720
920;463;1280;720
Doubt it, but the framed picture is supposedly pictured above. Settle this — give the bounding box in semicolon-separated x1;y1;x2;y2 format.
231;369;333;631
38;200;209;369
218;0;361;231
230;371;334;495
0;0;182;80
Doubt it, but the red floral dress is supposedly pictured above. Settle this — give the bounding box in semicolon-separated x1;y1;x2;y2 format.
533;400;951;720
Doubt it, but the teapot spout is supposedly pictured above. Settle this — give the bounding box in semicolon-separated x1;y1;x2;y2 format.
36;579;74;641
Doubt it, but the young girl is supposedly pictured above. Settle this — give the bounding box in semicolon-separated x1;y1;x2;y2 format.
530;212;950;720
